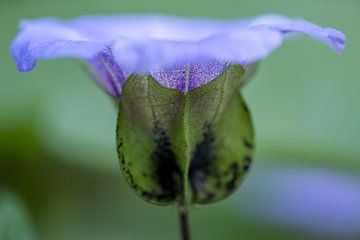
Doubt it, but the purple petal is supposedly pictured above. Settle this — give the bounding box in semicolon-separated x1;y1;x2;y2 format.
11;19;104;72
249;15;346;53
89;49;129;97
10;14;346;96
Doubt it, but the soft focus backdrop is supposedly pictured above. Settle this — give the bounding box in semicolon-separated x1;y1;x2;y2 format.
0;0;359;239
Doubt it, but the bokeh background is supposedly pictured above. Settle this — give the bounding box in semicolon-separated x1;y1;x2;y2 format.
1;0;359;239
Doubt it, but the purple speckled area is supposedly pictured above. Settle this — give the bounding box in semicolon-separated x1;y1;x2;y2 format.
10;14;346;97
151;61;227;93
151;64;188;92
188;61;228;92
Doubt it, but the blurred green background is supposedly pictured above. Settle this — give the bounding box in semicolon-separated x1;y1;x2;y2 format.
0;0;359;239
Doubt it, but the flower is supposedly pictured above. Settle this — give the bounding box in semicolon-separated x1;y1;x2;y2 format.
11;14;345;97
10;14;348;209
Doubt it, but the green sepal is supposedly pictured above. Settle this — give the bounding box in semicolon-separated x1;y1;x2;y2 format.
116;65;254;205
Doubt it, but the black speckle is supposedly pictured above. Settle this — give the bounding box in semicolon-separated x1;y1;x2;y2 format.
242;100;250;113
225;163;240;191
243;137;254;149
117;137;123;151
243;156;252;172
120;155;125;166
117;138;126;167
125;169;139;191
117;139;123;150
203;192;214;202
141;191;175;202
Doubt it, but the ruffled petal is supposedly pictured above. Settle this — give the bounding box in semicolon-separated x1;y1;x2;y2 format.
10;14;346;95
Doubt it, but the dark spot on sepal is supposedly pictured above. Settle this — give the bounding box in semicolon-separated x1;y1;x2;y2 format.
243;156;252;172
117;139;140;192
189;121;253;204
130;122;183;204
243;137;254;149
188;122;218;203
125;169;139;191
225;163;241;191
241;99;250;113
117;121;183;204
117;137;126;168
141;190;177;202
150;121;183;200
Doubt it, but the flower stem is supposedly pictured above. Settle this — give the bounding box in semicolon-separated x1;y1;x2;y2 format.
178;202;191;240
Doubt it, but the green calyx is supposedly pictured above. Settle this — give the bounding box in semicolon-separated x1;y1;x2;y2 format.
116;64;254;205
